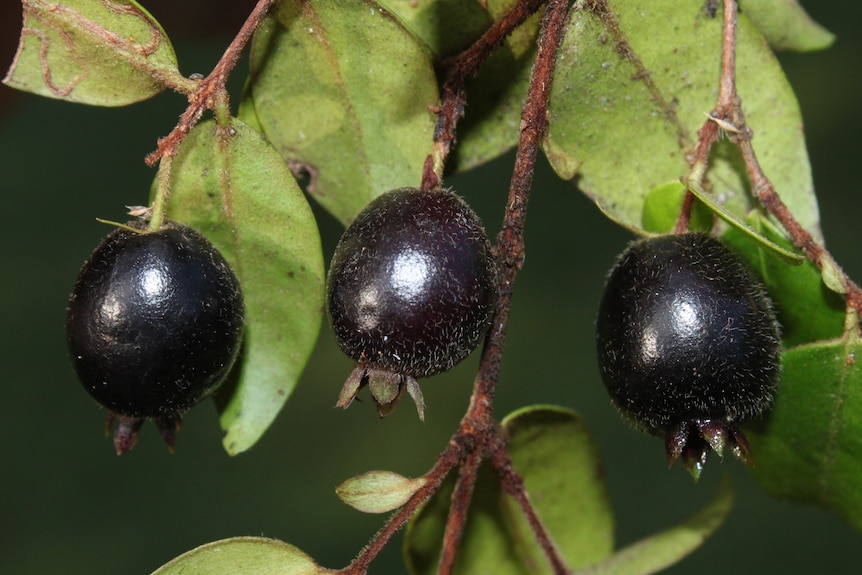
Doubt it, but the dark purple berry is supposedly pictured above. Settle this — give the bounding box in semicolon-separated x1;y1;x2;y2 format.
595;233;781;478
67;222;244;453
326;187;496;419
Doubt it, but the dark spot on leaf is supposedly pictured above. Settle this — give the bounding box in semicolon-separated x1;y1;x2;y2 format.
704;0;719;18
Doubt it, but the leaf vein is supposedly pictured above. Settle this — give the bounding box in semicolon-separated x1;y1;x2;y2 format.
581;0;693;153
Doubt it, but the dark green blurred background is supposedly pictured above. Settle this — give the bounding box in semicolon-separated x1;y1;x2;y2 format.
2;1;861;573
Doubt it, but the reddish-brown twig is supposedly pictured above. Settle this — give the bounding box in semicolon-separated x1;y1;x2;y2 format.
421;0;546;190
436;449;483;575
144;0;278;166
456;2;573;570
490;446;570;575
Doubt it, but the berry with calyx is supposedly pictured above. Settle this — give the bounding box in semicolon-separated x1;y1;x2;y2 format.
326;187;496;420
67;221;244;454
595;232;781;479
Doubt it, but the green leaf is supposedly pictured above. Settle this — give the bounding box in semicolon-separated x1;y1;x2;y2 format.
683;179;803;264
3;0;181;106
336;470;428;514
641;181;712;234
572;478;734;575
544;1;821;242
747;335;862;533
743;0;835;52
382;0;541;172
151;536;330;575
721;213;845;348
241;0;438;225
159;118;325;455
404;406;614;574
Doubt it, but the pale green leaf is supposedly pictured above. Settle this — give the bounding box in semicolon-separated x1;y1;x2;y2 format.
748;336;862;533
151;536;331;575
744;0;835;52
821;257;850;295
157;118;325;455
544;1;821;242
336;470;428;514
4;0;181;105
405;406;614;575
572;478;733;575
242;0;438;225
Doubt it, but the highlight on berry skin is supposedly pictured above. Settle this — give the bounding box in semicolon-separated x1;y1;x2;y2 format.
595;232;781;480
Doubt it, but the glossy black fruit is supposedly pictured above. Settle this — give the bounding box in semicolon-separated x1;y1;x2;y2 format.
67;222;244;453
327;187;496;419
595;233;780;478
